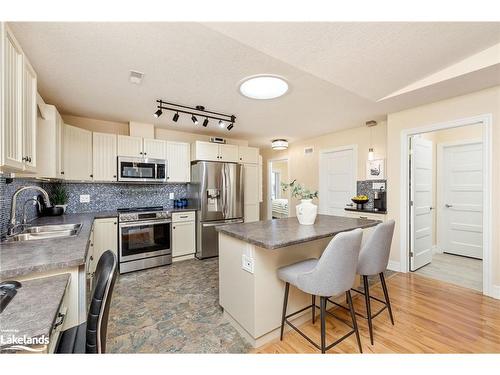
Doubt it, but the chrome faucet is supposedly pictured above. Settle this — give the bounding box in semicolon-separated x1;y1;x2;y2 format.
22;198;42;225
8;186;52;236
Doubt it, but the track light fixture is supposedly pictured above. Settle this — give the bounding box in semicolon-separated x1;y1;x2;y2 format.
154;99;236;131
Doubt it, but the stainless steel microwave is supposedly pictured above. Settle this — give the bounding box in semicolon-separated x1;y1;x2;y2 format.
117;156;167;183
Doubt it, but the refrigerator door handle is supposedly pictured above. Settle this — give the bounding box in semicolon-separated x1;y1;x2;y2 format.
222;164;227;219
202;219;244;227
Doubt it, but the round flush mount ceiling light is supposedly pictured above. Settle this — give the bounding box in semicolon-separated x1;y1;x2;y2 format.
239;75;289;100
271;139;288;150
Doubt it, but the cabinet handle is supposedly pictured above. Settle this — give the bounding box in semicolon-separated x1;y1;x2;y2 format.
113;175;117;178
90;256;93;261
90;174;93;178
113;222;117;225
173;226;176;229
144;152;147;156
28;157;32;163
140;152;143;155
22;157;27;162
359;216;368;219
61;171;65;175
179;215;188;218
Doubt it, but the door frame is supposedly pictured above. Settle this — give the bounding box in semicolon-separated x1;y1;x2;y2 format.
436;138;483;257
318;144;358;215
399;114;492;297
267;157;290;220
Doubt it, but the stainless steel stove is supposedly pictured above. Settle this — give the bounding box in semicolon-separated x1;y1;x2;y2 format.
117;206;172;274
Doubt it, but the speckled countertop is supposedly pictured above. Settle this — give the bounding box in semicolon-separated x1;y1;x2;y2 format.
0;211;117;279
0;273;70;351
216;215;380;250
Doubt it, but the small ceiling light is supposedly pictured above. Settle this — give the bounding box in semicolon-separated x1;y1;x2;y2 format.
366;120;377;160
153;109;163;118
172;112;179;122
239;75;289;100
129;70;144;85
227;123;234;131
191;115;198;125
203;118;209;127
272;139;288;150
218;120;225;128
368;148;375;161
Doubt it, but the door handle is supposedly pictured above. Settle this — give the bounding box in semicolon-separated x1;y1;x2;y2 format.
346;203;354;207
445;204;453;208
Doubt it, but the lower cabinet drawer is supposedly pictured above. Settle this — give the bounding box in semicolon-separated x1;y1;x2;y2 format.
172;211;195;223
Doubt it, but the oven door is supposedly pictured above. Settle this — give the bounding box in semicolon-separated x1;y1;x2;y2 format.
119;219;171;262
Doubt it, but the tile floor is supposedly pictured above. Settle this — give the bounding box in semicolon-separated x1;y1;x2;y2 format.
414;252;482;291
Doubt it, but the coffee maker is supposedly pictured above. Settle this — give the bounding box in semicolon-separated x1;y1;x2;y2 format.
373;189;386;212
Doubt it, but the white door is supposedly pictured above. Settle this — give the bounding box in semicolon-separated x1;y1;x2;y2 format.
441;141;483;259
243;163;259;222
410;137;433;271
219;144;239;162
63;124;93;181
22;58;37;171
166;141;190;182
117;135;142;157
319;147;356;216
92;132;117;181
172;221;196;257
143;138;166;159
91;218;118;272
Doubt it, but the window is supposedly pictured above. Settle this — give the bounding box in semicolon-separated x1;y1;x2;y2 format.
271;171;281;200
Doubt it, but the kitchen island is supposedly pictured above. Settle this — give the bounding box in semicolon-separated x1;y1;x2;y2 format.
216;215;379;347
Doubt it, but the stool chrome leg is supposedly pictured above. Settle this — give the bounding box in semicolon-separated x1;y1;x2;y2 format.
363;275;374;345
320;296;327;353
312;295;316;324
346;291;362;353
280;282;290;341
379;272;394;325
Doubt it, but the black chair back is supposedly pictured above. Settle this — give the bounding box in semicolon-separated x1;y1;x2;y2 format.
86;250;117;353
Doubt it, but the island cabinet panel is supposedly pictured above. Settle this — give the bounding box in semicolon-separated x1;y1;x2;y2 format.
92;132;117;181
117;135;143;157
243;163;260;222
63;124;93;181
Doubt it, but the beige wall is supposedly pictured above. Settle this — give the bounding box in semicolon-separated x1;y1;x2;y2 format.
260;121;387;219
386;86;500;286
61;114;249;146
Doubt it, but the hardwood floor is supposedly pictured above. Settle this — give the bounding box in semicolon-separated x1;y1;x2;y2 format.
255;273;500;353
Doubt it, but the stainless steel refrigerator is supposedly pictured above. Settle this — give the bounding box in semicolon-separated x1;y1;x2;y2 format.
189;161;244;259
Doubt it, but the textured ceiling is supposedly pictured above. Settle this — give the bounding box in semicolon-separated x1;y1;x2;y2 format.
8;22;500;147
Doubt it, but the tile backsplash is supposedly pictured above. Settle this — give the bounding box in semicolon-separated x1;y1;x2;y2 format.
356;179;386;210
0;175;188;236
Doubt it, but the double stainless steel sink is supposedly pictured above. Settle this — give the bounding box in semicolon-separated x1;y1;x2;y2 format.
5;223;82;242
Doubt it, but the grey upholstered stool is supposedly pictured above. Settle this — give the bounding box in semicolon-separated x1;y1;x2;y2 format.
331;220;396;346
278;229;364;353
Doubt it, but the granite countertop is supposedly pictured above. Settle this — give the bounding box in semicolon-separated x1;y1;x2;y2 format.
345;207;387;215
0;273;70;351
0;211;116;279
216;215;380;250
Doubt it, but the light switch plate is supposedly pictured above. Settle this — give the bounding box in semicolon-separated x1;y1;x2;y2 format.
169;192;175;199
80;194;90;203
241;254;254;274
372;182;386;190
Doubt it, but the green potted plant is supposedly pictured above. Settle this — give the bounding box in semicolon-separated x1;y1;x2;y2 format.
282;180;319;225
51;184;69;213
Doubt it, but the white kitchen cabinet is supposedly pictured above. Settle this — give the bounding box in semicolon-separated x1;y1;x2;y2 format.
172;211;196;259
22;58;37;172
55;110;64;178
36;101;65;179
63;124;93;181
143;138;166;159
238;146;259;164
243;163;260;222
1;23;28;171
258;155;263;203
90;218;118;274
191;141;239;162
117;135;143;157
344;211;386;222
166;141;190;182
92;132;117;181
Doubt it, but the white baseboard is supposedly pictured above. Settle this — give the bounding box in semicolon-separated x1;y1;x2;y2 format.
488;285;500;300
432;245;443;254
387;260;401;272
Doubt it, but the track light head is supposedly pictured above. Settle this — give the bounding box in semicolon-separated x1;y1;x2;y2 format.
153;109;163;118
172;112;179;122
203;118;209;127
218;120;225;128
227;123;234;131
191;115;198;125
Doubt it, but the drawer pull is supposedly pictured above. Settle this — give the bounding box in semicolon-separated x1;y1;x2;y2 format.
179;215;188;218
54;312;66;329
359;216;368;219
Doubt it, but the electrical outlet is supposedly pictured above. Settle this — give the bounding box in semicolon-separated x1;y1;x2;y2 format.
372;182;386;190
241;255;254;274
80;194;90;203
169;192;175;199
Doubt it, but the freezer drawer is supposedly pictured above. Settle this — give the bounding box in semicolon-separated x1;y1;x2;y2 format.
196;219;243;259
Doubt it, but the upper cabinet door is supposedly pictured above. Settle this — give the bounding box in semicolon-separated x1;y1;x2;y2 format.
117;135;142;157
1;25;24;170
63;124;93;181
166;141;190;182
238;146;259;164
192;141;219;161
56;111;64;178
219;144;239;162
22;58;37;172
93;132;117;181
143;138;166;159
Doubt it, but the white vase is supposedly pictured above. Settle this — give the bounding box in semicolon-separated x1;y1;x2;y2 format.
296;199;318;225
